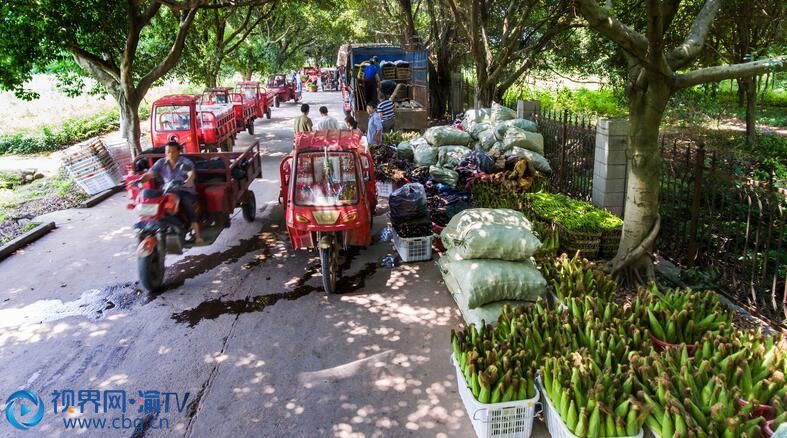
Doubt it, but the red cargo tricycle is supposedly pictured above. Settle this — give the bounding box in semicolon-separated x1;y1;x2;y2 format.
280;130;377;293
267;74;301;106
126;142;262;291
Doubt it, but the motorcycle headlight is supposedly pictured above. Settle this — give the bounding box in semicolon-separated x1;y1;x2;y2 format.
135;203;159;217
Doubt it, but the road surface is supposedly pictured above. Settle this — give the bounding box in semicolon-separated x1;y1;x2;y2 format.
1;91;534;437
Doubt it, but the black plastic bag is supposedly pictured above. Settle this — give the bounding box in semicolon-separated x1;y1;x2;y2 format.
459;150;495;173
389;183;428;225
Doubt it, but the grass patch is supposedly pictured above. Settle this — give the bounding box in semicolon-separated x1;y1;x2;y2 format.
0;106;150;155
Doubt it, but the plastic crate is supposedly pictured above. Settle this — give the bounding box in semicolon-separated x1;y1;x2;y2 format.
537;376;643;438
453;354;541;438
74;169;121;195
105;140;132;174
392;228;432;262
376;181;394;198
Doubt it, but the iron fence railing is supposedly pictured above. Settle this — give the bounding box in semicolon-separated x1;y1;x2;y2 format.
658;138;787;325
535;109;595;201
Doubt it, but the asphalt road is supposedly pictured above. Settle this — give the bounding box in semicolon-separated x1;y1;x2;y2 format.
0;91;497;437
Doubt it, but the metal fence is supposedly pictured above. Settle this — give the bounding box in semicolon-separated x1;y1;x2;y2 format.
535;109;596;201
658;138;787;325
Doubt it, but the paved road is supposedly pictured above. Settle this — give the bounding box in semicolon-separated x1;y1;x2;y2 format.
0;91;495;437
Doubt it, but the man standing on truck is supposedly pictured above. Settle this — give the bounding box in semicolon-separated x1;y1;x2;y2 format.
294;104;313;133
140;141;203;245
362;57;381;106
377;93;395;132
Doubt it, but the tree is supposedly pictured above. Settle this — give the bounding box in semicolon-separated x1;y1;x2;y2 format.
712;0;785;143
0;0;271;155
573;0;786;282
177;4;274;88
444;0;576;106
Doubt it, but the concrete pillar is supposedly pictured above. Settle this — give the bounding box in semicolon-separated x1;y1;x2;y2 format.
592;119;628;217
520;100;540;120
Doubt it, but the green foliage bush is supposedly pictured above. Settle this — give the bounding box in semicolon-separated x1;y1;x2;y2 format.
0;107;150;155
503;84;628;119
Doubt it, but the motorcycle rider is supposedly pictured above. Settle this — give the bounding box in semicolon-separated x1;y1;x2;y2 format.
140;140;203;244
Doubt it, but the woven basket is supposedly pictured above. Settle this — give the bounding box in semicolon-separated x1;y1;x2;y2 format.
382;66;397;80
557;223;601;259
396;67;411;80
599;228;622;259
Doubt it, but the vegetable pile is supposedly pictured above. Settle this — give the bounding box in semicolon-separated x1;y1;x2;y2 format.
631;285;733;347
527;192;623;234
449;252;787;436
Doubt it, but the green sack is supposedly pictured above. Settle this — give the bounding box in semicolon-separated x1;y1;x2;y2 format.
494;119;538;140
423;126;471;146
442;208;533;249
446;222;542;261
507;147;552;174
490;102;516;123
397;141;414;161
462;108;491;131
476;130;497;152
488;141;510;156
437;145;472;169
470;122;492;139
502;127;544;155
414;143;438;166
440;253;547;309
429;165;459;187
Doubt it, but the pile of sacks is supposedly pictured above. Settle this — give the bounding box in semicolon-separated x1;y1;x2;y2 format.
463;102;552;174
438;209;547;323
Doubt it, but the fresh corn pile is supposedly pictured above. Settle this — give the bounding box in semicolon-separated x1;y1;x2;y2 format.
629;285;733;345
542;253;616;302
543;352;649;437
719;331;787;409
631;337;766;437
451;315;538;404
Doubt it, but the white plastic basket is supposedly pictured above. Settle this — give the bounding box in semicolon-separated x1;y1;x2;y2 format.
376;181;394;198
452;354;541;438
392;228;433;262
537;375;643;438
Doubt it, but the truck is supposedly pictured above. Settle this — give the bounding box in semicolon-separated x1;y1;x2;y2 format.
337;43;428;131
199;87;257;135
236;81;273;122
150;94;237;153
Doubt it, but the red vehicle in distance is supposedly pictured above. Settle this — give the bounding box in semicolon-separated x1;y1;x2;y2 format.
199;87;256;135
236;81;273;121
267;74;301;106
150;94;236;153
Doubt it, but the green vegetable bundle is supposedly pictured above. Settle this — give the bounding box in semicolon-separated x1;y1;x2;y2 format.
632;339;764;437
542;352;649;437
719;331;787;410
527;192;623;234
542;253;617;303
631;285;732;345
451;318;538;404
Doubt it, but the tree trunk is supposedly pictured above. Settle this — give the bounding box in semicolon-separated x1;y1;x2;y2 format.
207;72;218;88
243;69;253;81
742;76;757;144
475;76;496;108
119;96;142;156
611;77;671;281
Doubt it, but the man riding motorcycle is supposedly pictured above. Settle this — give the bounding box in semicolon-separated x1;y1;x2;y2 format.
139;141;203;244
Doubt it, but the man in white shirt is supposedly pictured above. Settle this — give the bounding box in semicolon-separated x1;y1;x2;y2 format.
314;106;340;130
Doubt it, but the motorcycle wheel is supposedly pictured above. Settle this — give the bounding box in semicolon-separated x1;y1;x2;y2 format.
265;107;271;119
247;120;255;135
274;97;280;108
319;244;338;294
242;190;256;222
138;245;165;292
